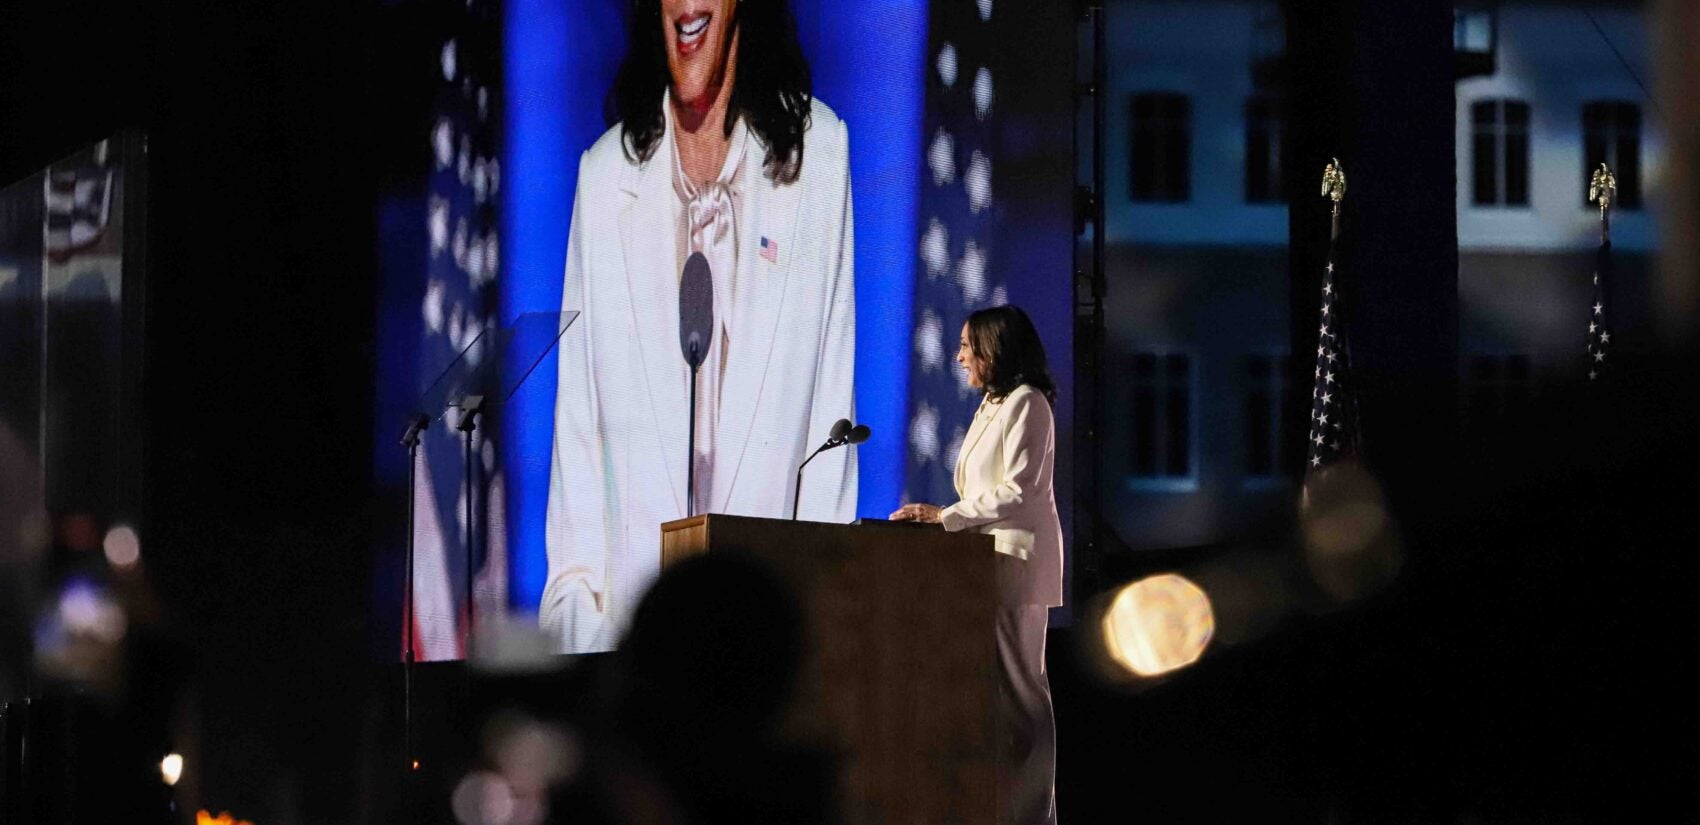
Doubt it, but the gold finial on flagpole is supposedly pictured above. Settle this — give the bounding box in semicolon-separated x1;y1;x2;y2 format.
1589;163;1616;214
1321;158;1347;217
1590;163;1615;242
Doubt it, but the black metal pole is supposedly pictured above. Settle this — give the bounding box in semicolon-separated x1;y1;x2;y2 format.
456;399;483;640
687;362;699;516
791;444;828;521
1071;0;1109;603
404;437;416;767
398;412;428;792
464;426;473;635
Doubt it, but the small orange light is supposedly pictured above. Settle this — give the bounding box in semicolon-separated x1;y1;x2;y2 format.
196;811;255;825
412;760;421;771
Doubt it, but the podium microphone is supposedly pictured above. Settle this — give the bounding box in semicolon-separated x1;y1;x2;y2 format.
792;418;872;520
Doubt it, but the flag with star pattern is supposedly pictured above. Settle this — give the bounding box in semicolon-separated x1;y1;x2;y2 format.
1306;216;1358;473
1585;237;1611;382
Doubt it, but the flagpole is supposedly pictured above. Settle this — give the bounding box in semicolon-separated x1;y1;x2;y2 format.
1306;159;1350;477
1587;164;1616;381
1592;163;1615;246
1324;157;1345;244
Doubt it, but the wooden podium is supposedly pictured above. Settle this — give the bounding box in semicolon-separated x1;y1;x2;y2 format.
660;514;1000;824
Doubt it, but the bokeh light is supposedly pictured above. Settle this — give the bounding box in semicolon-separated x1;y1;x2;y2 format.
160;753;184;786
470;612;564;674
1299;460;1403;604
452;770;517;825
102;524;140;569
483;710;579;824
57;578;125;643
1101;573;1215;677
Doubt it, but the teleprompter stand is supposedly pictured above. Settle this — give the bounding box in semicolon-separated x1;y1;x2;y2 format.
397;310;576;787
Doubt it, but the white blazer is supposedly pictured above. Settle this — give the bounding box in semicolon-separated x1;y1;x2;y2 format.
940;384;1065;608
542;101;858;652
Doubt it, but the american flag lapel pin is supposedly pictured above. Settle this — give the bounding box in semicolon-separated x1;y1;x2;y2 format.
759;235;779;263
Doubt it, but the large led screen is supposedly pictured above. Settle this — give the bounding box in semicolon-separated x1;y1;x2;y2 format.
375;0;1074;658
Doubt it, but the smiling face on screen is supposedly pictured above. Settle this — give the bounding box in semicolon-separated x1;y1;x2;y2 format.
661;0;739;112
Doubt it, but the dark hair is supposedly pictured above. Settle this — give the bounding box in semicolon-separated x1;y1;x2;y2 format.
966;305;1057;405
608;0;813;184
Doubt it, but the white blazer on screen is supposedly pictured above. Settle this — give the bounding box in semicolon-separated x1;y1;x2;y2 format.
541;101;857;653
940;384;1064;608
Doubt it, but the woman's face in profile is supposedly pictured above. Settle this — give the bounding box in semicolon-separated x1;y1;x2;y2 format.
661;0;739;109
958;323;986;389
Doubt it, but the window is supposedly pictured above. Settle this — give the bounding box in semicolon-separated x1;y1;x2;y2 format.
1471;99;1530;206
1245;97;1283;203
1464;354;1532;422
1130;93;1190;202
1130;352;1193;479
1243;353;1297;478
1582;101;1641;209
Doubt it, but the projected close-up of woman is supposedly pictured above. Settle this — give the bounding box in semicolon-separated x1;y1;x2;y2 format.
542;0;857;653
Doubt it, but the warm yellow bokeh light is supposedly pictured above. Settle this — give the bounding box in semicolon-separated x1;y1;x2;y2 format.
160;753;183;786
196;812;254;825
1101;573;1215;677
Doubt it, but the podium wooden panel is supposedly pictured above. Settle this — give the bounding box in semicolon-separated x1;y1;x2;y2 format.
660;514;999;824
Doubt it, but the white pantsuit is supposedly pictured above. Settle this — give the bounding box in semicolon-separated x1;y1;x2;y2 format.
940;384;1063;825
542;101;858;654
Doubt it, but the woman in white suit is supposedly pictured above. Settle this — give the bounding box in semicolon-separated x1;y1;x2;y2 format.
543;0;856;653
890;304;1063;825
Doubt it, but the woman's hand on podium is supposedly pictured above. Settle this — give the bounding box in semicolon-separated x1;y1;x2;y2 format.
888;503;943;523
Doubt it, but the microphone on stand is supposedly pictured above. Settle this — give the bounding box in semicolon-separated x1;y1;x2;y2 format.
792;418;873;521
679;252;714;516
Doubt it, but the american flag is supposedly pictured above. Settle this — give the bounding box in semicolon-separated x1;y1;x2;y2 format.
1586;164;1615;384
1307;162;1358;474
760;235;779;263
1586;238;1611;382
407;0;504;663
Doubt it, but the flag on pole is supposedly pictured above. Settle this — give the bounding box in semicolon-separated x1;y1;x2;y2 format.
1586;163;1615;382
1307;159;1359;474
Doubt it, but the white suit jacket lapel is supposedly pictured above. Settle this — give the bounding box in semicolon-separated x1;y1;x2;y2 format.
617;145;687;517
954;396;996;496
710;138;802;513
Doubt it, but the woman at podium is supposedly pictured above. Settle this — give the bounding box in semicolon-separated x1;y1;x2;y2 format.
889;304;1063;825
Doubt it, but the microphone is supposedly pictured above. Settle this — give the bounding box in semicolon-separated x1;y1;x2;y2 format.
399;413;430;449
679;252;714;369
680;252;714;514
792;419;871;521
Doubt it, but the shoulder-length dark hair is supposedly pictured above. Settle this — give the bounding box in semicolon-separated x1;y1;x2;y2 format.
967;305;1057;405
608;0;813;184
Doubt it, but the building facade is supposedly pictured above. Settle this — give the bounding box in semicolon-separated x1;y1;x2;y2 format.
1101;0;1659;550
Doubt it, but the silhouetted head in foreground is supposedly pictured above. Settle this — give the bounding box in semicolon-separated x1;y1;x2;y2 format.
614;551;804;734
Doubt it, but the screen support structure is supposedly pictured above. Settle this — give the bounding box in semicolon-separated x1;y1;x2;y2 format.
398;413;429;781
1072;0;1109;604
399;310;577;787
456;394;486;635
